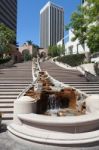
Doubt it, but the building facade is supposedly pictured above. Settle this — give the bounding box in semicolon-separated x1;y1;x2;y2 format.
40;1;64;49
64;0;90;55
65;29;89;55
0;0;17;32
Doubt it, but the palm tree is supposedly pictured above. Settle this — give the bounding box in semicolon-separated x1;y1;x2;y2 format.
26;40;33;45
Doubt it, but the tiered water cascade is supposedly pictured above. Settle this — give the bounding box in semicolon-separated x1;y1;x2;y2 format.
7;59;99;147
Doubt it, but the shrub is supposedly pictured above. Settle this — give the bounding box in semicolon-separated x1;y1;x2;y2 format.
48;45;65;57
22;49;32;61
0;56;11;64
94;62;99;76
56;54;85;67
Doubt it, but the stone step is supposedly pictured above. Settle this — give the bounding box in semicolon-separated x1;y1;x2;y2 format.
0;92;20;95
0;85;29;88
2;113;13;120
78;88;99;91
0;78;31;80
0;87;25;89
0;95;17;99
2;69;31;71
0;81;31;84
84;91;99;94
0;99;15;103
0;107;13;113
0;89;24;92
64;82;99;84
0;83;30;85
0;103;13;108
72;85;99;88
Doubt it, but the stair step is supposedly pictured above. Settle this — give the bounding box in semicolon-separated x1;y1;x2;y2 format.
0;89;24;92
79;88;99;91
2;113;13;120
64;82;99;84
0;103;13;108
0;107;13;113
0;83;30;85
0;92;21;95
72;86;99;88
0;99;15;103
0;95;17;99
0;78;32;80
85;91;99;94
0;81;31;84
0;87;26;89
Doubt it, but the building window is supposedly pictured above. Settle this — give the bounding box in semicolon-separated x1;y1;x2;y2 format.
69;46;73;54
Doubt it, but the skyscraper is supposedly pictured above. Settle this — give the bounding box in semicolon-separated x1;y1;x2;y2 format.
40;1;64;49
0;0;17;32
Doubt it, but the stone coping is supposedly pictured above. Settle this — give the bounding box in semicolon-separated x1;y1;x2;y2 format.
18;112;99;126
8;123;99;145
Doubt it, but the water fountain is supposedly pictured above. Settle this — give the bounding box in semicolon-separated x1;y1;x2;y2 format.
7;60;99;147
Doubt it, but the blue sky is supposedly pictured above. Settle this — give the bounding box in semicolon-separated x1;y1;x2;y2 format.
17;0;81;46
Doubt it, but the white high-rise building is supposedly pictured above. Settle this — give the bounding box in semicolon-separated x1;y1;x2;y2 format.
40;1;64;49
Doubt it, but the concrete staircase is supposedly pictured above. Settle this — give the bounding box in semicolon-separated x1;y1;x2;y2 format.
1;60;99;122
0;61;32;121
40;61;99;95
64;82;99;95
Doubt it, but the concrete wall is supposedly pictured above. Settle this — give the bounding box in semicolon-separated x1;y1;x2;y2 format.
19;44;33;55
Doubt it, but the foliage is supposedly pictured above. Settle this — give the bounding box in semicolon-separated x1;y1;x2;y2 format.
0;23;15;55
94;62;99;75
87;26;99;53
48;45;65;57
26;40;33;45
0;56;11;64
32;44;39;58
25;40;39;58
65;0;99;53
22;49;32;61
56;54;85;67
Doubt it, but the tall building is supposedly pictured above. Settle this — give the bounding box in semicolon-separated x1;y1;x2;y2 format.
0;0;17;32
40;1;64;49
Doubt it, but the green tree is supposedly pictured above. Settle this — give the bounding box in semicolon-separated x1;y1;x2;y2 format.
48;45;65;57
0;23;15;56
65;0;99;53
22;49;31;61
26;40;33;45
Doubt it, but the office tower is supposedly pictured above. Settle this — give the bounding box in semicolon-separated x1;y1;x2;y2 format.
0;0;17;32
40;1;64;49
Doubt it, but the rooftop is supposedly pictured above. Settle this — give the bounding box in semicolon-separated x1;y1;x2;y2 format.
40;1;64;14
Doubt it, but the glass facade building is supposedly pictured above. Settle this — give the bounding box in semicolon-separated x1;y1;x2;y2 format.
0;0;17;32
40;2;64;49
